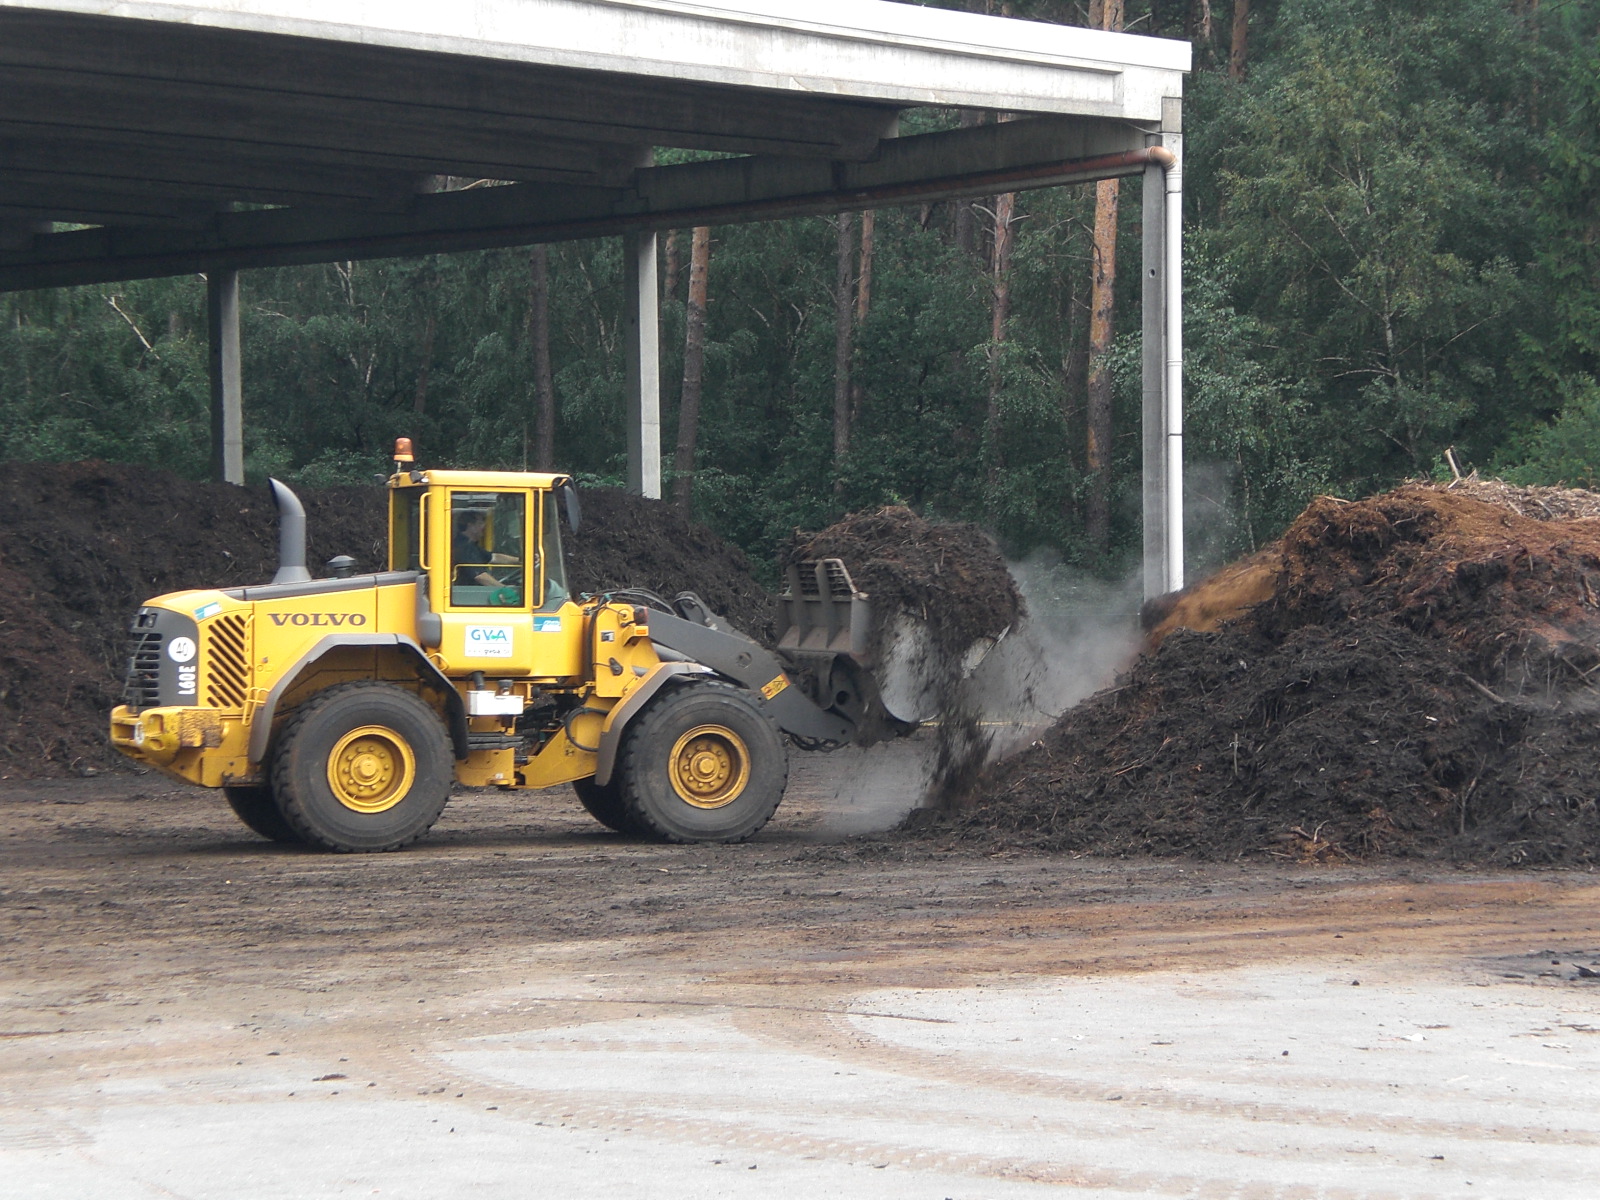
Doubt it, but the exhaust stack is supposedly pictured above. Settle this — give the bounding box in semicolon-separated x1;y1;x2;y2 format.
269;478;312;584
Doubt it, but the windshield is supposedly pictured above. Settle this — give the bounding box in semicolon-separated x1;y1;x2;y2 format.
450;491;527;608
539;490;570;611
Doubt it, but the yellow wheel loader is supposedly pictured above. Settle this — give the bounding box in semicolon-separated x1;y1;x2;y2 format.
109;441;978;852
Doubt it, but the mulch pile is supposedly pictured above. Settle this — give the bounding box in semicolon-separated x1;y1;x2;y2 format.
944;480;1600;865
566;488;776;641
0;462;773;778
789;506;1022;792
787;506;1020;661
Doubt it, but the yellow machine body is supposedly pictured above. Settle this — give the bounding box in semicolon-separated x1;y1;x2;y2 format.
110;468;662;794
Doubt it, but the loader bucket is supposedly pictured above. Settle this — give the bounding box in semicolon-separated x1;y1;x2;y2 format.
777;558;874;661
777;558;1006;726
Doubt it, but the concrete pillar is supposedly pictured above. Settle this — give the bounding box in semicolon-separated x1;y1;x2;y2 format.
1140;152;1166;604
623;230;662;498
206;268;245;486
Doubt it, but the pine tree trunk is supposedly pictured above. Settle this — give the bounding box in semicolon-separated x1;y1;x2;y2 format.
832;211;857;469
662;229;681;301
1085;178;1120;551
1230;0;1250;80
528;245;556;470
672;226;711;508
985;190;1016;483
412;312;436;415
849;209;875;435
954;110;987;258
1085;0;1123;552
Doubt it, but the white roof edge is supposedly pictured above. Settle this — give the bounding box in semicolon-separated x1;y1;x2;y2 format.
3;1;1191;106
591;0;1194;73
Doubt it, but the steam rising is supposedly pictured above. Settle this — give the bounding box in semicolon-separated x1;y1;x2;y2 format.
794;554;1144;836
967;554;1145;760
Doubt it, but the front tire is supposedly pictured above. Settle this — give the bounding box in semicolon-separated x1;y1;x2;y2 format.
572;776;640;835
270;683;453;852
224;785;301;844
617;680;787;843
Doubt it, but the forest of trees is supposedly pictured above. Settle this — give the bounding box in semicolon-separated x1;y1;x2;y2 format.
2;0;1596;584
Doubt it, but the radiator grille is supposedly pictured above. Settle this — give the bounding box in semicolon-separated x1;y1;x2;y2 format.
122;629;162;709
204;614;249;708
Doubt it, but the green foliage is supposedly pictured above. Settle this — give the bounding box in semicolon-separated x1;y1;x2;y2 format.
1202;0;1538;492
1131;249;1327;564
0;278;211;474
1497;11;1600;483
1499;380;1600;488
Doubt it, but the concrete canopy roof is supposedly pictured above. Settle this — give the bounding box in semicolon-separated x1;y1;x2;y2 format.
0;0;1190;288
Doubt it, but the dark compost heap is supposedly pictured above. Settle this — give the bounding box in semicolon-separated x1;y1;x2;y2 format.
945;482;1600;865
0;463;773;778
787;505;1020;661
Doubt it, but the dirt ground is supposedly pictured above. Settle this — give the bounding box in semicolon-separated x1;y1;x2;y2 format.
5;758;1599;1198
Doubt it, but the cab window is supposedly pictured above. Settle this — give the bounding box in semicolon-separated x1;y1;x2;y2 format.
450;492;527;608
537;490;571;612
390;488;424;572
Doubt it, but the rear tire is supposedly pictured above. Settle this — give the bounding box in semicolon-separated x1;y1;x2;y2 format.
572;776;640;835
617;680;787;843
224;785;300;844
270;682;453;852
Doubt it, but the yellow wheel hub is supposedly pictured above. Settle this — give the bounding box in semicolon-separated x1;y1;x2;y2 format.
668;725;750;809
327;725;415;813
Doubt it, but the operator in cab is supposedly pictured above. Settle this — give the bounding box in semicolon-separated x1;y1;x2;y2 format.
453;509;518;588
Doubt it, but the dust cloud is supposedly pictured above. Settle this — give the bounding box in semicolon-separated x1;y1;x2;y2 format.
967;553;1144;758
795;554;1145;835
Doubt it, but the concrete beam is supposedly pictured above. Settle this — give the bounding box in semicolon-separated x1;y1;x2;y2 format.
0;70;654;185
207;269;245;486
0;181;224;228
1;135;418;204
0;10;902;163
0;1;1189;122
0;116;1152;290
0;217;49;251
0;144;421;213
0;121;623;199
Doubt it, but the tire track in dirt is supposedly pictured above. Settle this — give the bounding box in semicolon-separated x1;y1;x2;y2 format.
343;1025;1446;1200
723;995;1599;1150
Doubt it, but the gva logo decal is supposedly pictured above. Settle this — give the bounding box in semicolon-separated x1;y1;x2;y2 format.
465;625;514;658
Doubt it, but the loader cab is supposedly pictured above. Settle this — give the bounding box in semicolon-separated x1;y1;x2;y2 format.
388;466;582;677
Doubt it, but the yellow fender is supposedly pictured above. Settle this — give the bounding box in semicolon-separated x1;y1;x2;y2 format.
593;661;712;786
247;633;467;766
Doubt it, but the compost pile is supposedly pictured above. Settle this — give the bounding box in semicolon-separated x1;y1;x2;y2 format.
0;463;772;778
789;505;1022;790
787;505;1020;660
949;480;1600;865
566;488;776;641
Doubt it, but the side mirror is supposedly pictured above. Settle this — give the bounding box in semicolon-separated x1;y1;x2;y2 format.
560;481;582;535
